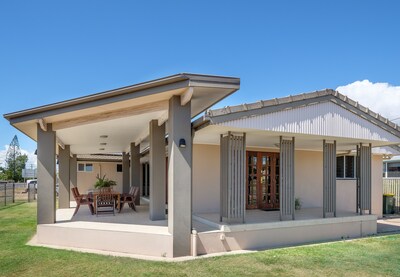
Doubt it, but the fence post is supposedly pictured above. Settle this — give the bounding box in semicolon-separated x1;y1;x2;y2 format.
4;183;7;206
13;183;15;203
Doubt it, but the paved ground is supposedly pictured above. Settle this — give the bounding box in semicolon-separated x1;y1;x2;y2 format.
377;215;400;233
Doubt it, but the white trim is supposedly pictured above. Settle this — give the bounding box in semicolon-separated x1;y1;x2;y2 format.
77;163;93;172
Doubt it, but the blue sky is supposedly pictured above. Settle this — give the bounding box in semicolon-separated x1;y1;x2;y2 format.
1;1;400;165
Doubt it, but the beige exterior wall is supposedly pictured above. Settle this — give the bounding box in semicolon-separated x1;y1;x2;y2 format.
371;155;383;217
193;144;220;213
193;144;383;217
294;150;323;208
73;161;123;200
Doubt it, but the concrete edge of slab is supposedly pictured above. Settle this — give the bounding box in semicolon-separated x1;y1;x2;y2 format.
26;234;255;262
27;231;394;263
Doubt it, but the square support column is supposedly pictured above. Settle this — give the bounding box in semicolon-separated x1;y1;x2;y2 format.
168;95;192;257
58;144;70;209
122;152;130;193
280;136;295;221
130;142;141;205
69;154;77;202
149;120;166;220
37;123;56;224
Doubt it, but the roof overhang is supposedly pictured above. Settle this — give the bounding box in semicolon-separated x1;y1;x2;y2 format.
4;73;240;154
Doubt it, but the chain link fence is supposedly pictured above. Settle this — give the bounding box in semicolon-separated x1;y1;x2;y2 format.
0;181;36;206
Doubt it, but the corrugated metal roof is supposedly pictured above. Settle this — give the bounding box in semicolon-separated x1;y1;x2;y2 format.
202;89;400;137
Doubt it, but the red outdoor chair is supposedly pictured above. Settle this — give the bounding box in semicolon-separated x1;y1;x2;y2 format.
119;187;139;213
71;187;94;215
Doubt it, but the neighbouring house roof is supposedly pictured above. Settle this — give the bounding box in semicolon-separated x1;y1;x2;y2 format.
384;157;400;163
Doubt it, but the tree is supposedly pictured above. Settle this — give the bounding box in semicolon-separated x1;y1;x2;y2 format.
0;166;7;181
4;135;28;182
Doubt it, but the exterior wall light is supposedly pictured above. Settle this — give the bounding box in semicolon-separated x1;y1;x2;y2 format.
179;138;186;148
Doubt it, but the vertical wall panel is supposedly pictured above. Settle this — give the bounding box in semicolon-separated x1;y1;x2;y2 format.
359;144;372;214
323;140;336;217
280;137;295;221
220;132;246;223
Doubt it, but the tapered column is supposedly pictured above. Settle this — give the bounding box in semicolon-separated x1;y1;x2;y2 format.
280;136;295;221
149;120;166;220
37;123;56;224
58;144;70;208
69;154;77;201
130;143;141;205
323;140;336;218
168;95;192;257
122;152;130;193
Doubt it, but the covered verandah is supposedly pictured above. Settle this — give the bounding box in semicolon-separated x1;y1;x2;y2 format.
4;73;241;258
189;90;400;254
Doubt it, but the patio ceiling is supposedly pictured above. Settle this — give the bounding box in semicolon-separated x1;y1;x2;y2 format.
193;124;400;153
4;73;240;155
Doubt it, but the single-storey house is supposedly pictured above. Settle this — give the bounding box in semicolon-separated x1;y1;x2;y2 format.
383;157;400;178
4;73;400;258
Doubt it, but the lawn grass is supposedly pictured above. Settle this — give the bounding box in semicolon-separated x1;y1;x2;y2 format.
1;202;400;277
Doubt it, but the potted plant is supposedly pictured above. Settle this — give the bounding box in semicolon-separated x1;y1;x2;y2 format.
295;197;302;210
94;174;117;190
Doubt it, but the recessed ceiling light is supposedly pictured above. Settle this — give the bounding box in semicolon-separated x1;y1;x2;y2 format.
100;135;108;139
100;143;107;146
99;148;105;150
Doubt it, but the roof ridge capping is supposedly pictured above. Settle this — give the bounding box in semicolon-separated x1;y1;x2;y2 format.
207;88;335;116
206;88;400;134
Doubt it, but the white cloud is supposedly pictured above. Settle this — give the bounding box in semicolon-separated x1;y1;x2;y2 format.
336;80;400;122
0;145;37;168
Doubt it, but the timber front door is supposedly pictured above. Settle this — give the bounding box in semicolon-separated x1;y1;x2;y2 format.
246;151;280;210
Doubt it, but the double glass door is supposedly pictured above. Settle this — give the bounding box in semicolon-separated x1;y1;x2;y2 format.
247;151;280;210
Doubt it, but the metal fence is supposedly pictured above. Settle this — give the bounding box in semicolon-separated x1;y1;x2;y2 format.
0;182;36;206
383;178;400;213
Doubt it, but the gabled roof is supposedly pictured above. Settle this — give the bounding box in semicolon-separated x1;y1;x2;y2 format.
4;73;240;124
3;73;240;155
194;89;400;139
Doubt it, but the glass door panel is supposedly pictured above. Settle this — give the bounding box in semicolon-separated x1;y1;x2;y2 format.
246;152;258;209
246;151;280;210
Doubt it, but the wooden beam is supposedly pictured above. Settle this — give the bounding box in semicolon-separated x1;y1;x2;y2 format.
38;119;47;132
158;111;168;126
134;128;149;146
180;87;193;106
56;137;65;150
52;100;168;130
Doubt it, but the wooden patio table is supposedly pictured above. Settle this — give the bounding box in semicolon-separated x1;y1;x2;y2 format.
87;190;121;214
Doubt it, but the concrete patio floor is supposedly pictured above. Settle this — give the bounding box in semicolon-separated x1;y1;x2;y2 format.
58;200;215;233
377;215;400;233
